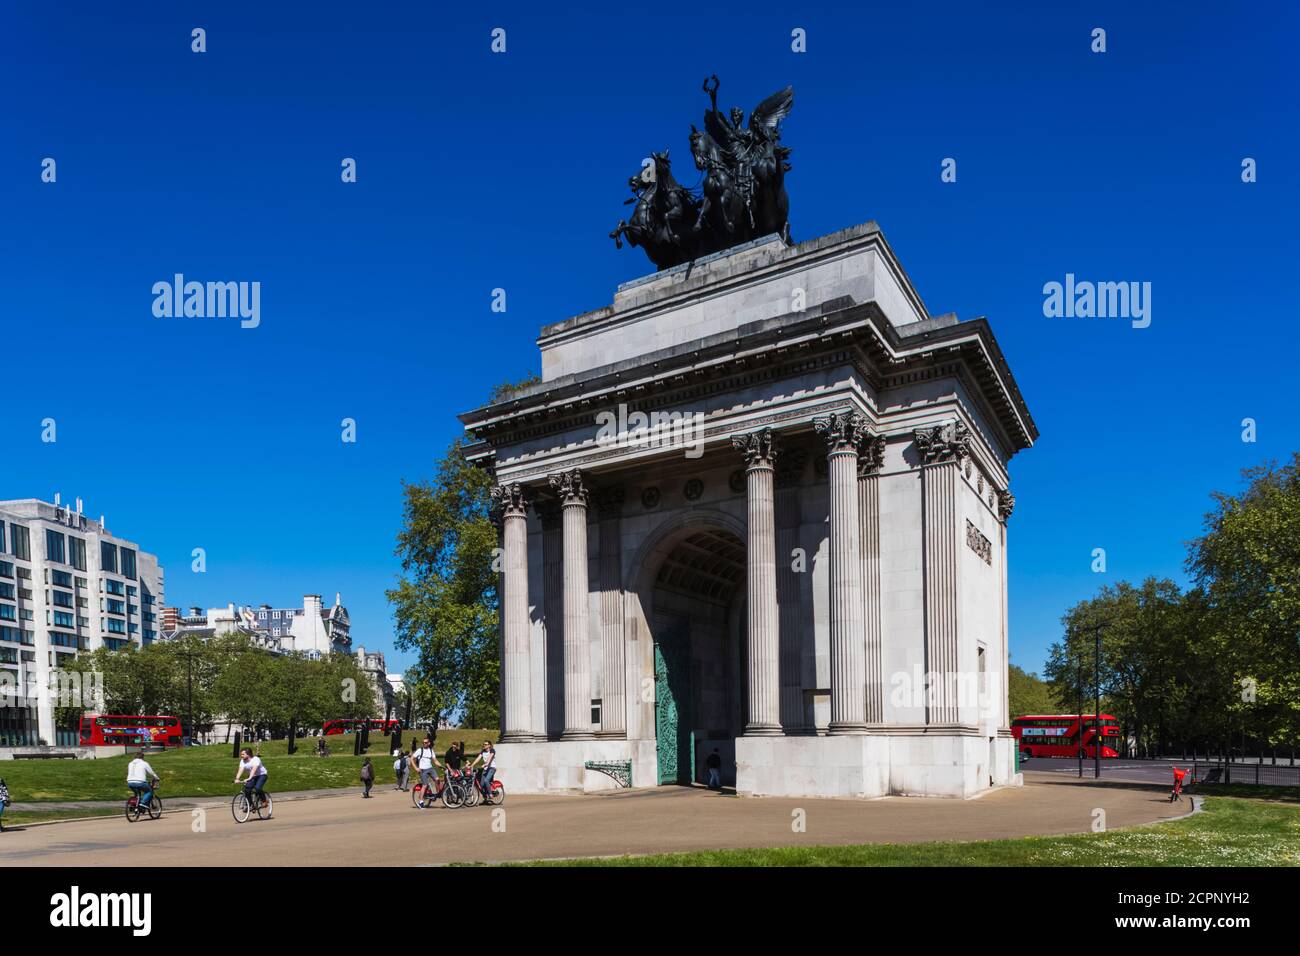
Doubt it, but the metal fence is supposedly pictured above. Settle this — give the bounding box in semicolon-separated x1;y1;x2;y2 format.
1191;759;1300;787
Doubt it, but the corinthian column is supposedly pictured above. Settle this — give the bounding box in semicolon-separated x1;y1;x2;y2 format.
914;420;971;725
549;469;593;739
491;483;532;742
858;433;887;724
815;412;869;734
732;428;782;736
594;487;626;737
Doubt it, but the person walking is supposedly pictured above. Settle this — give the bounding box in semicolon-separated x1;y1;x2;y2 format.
360;757;375;798
705;748;722;791
0;778;9;832
393;750;410;791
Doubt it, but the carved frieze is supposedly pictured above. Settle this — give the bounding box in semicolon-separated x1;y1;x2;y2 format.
966;519;992;565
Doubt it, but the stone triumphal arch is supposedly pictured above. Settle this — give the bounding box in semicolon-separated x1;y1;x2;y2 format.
461;223;1037;798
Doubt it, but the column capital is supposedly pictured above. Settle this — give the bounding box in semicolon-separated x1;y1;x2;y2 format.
548;469;590;506
913;420;971;464
489;482;528;524
732;427;779;469
814;411;870;455
857;434;887;477
997;489;1016;523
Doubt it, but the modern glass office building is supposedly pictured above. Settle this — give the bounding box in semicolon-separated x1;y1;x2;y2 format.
0;498;164;748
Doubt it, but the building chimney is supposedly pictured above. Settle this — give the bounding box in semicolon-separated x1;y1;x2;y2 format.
335;592;341;606
54;492;61;507
75;497;83;514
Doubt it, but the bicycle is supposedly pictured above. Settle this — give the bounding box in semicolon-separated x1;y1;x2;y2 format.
124;783;163;823
232;784;274;823
474;770;506;807
411;774;453;809
443;768;478;808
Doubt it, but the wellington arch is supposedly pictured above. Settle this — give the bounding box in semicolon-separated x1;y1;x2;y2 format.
459;222;1038;798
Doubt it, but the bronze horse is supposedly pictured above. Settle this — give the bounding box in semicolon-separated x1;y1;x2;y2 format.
609;151;701;270
689;124;750;242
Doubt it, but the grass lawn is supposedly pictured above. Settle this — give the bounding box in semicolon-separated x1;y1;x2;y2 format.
0;728;497;804
513;796;1300;867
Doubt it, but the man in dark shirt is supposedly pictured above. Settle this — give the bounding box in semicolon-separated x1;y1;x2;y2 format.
706;749;723;791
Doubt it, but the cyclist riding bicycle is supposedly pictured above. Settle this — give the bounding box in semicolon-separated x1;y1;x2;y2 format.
234;747;269;810
469;740;496;799
412;736;443;806
127;749;161;808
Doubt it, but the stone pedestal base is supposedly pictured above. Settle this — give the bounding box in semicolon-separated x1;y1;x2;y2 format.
497;732;1019;799
495;739;657;794
736;731;1022;799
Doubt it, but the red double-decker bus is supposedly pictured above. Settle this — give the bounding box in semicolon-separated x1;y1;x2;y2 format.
322;718;400;736
79;714;183;747
1012;714;1121;759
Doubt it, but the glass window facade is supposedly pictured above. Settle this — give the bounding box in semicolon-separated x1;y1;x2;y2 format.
100;541;117;573
69;535;87;571
12;524;30;561
45;529;66;564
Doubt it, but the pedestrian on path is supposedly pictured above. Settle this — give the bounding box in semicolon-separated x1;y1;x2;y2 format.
706;749;722;791
361;758;374;798
393;751;410;791
0;778;9;832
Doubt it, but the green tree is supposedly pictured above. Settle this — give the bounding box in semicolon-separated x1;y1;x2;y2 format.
1046;578;1189;757
387;440;498;728
387;378;535;731
1187;454;1300;753
1007;661;1057;719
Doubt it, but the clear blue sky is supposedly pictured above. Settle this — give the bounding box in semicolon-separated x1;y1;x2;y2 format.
3;2;1296;678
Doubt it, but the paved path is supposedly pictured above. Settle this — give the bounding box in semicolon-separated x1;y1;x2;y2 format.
7;786;367;814
0;775;1190;866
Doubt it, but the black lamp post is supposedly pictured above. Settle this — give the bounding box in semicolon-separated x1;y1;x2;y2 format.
1076;650;1084;779
1093;623;1105;780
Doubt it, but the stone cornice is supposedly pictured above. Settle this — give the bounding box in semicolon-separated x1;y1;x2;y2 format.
461;299;1036;465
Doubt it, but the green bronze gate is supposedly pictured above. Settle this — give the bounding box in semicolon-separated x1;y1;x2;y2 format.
654;618;695;785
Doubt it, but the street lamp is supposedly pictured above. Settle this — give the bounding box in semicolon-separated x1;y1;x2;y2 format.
1093;622;1106;780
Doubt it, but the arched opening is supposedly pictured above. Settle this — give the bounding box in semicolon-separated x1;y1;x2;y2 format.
646;526;747;788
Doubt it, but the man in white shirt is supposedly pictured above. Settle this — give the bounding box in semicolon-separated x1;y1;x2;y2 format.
412;736;442;807
234;747;269;811
127;750;160;807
